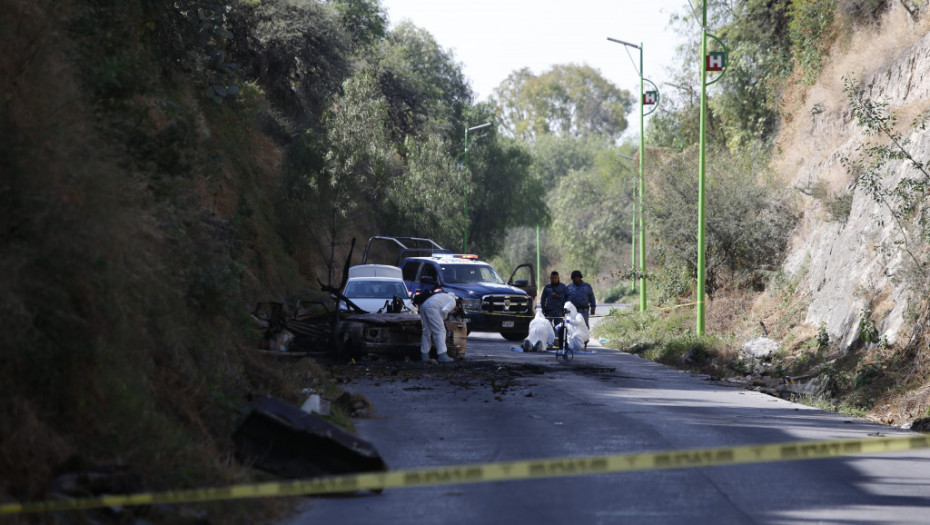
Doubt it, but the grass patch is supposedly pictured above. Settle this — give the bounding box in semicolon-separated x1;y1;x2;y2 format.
792;394;867;418
595;307;734;375
601;282;640;303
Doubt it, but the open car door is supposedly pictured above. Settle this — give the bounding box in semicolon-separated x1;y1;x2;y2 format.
507;263;537;301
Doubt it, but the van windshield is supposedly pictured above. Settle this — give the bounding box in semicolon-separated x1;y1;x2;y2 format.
440;264;504;284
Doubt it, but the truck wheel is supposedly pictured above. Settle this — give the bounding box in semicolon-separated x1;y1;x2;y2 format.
500;330;528;342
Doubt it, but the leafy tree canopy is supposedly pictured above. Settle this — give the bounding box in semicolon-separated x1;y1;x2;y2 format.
549;146;637;275
373;21;473;146
311;71;403;282
230;0;352;128
648;145;795;299
492;64;633;143
529;134;613;190
328;0;388;48
381;134;470;247
463;104;549;255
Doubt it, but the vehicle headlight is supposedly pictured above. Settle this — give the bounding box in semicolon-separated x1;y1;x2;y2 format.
462;298;482;311
365;327;385;342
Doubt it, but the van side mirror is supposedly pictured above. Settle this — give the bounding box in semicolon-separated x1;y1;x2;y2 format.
420;275;436;286
513;279;528;287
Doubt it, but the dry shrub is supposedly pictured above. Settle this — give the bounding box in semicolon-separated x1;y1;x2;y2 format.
0;3;320;522
840;0;892;23
0;399;73;502
705;289;759;336
774;5;930;190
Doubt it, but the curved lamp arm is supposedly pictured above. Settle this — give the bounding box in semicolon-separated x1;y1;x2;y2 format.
705;33;729;86
643;78;660;117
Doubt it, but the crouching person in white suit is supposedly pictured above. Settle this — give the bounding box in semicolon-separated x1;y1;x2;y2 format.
420;291;460;363
522;306;555;352
563;302;590;352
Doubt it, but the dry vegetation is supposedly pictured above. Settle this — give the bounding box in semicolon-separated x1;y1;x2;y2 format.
599;5;930;423
763;3;930;422
0;1;339;522
632;4;930;426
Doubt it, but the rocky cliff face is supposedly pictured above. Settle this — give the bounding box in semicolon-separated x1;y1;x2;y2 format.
774;7;930;348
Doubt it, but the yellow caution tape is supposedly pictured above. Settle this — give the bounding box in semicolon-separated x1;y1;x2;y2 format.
467;302;695;320
574;302;696;319
2;434;929;515
656;302;697;311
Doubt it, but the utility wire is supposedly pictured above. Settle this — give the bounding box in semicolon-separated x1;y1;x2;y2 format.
685;0;704;30
624;46;640;77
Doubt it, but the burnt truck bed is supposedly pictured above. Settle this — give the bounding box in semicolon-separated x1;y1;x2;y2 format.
335;312;467;360
253;238;466;360
254;303;467;360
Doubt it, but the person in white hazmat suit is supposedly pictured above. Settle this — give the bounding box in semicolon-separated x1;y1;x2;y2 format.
419;291;460;363
522;306;555;352
563;302;590;352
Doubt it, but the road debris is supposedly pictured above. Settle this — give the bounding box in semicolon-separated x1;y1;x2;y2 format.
233;396;387;480
250;239;466;361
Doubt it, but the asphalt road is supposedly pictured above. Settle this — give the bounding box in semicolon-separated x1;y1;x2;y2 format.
281;321;930;524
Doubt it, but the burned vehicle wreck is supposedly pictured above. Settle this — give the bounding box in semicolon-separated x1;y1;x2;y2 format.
253;240;466;360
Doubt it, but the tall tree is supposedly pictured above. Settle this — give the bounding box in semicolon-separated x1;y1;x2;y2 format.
464;103;549;256
310;72;402;284
381;135;470;246
648;145;796;298
373;21;473;146
492;64;633;143
549;147;636;274
229;0;352;129
712;0;793;146
529;134;612;190
328;0;388;49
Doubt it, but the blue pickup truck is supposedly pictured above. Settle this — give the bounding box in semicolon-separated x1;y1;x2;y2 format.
361;237;536;341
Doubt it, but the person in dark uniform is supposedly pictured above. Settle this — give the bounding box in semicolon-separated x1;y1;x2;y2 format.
539;271;568;322
565;270;596;327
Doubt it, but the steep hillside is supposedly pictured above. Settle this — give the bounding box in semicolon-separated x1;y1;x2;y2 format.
774;7;930;348
1;0;554;520
0;1;345;522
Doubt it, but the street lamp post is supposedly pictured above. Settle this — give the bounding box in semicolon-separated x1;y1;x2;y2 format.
696;2;728;335
536;224;541;296
607;37;659;313
618;153;637;292
460;122;491;252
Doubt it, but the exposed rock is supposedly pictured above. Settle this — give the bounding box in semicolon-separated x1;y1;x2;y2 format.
742;337;779;359
779;20;930;348
778;376;823;397
333;392;374;418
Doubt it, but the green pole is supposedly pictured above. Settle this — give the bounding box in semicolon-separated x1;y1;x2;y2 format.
618;152;636;292
460;123;491;253
462;127;470;253
536;224;541;295
607;38;649;307
696;3;708;335
638;43;647;313
631;197;636;292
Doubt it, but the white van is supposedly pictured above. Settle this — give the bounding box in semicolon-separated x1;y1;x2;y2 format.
341;265;414;313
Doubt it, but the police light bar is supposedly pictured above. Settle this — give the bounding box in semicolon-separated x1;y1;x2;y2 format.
454;254;479;259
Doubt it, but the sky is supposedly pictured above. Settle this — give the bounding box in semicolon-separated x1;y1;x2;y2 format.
379;0;695;103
